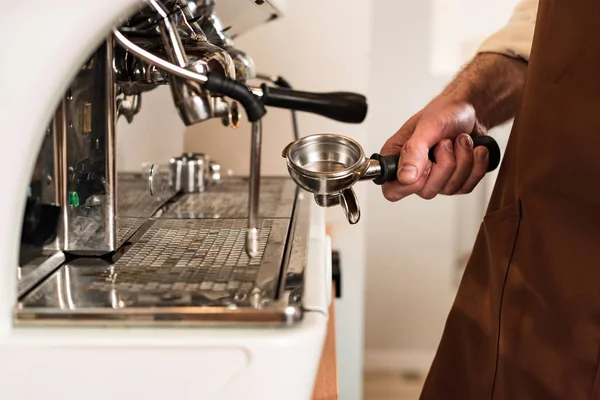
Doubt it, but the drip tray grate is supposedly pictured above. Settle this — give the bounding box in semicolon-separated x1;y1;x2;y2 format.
18;218;290;316
93;219;274;293
16;177;305;326
117;217;145;246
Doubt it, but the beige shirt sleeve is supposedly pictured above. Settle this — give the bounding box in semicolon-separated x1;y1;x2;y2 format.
476;0;539;62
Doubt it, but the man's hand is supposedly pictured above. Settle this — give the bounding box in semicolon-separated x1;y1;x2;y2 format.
380;97;489;202
380;53;528;202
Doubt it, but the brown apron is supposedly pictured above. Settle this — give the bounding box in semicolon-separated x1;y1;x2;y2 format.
420;1;600;399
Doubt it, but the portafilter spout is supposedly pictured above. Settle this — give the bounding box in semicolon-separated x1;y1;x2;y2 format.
282;133;501;224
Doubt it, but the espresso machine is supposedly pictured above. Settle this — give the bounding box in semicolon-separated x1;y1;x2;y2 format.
0;1;367;399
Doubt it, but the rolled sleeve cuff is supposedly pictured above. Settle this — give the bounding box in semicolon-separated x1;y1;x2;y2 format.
476;0;539;62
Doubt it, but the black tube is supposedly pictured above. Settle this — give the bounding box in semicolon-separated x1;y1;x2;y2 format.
204;74;267;122
260;84;367;124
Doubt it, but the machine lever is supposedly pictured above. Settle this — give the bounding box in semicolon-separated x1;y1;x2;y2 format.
255;84;367;123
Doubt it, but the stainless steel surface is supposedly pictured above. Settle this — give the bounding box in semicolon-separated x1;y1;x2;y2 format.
228;48;256;82
22;0;285;301
151;0;188;67
363;158;383;180
339;188;360;224
117;171;176;248
18;252;66;298
314;194;340;208
282;134;369;194
213;97;241;127
282;134;384;224
159;177;295;219
117;172;173;218
152;0;218;127
114;0;239;127
113;29;209;84
116;93;142;123
54;37;118;255
201;12;256;82
16;177;309;327
209;161;222;182
147;164;159;196
117;217;147;245
173;0;215;20
247;120;263;257
168;153;220;193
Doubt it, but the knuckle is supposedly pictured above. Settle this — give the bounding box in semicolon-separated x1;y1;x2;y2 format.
401;140;421;156
420;191;438;200
442;177;462;194
382;188;402;202
441;160;457;173
420;116;445;133
418;186;438;200
440;187;456;196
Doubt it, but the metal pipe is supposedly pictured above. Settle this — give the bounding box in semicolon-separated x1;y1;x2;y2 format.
148;0;188;67
246;120;262;257
112;29;208;84
360;159;382;180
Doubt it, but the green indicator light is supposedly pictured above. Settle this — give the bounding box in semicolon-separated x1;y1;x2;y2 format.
68;191;80;207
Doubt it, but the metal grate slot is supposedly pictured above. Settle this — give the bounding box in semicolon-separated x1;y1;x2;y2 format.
97;219;274;293
117;217;145;245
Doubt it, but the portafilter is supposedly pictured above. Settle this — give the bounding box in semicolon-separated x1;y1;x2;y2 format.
282;133;501;224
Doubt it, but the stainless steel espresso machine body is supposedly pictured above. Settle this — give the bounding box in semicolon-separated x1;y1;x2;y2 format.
1;1;367;398
17;0;364;324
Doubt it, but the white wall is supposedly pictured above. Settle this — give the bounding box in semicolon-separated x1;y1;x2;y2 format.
116;86;185;172
364;0;519;372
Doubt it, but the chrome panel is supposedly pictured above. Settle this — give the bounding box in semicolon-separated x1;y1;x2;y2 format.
18;252;66;298
56;38;117;255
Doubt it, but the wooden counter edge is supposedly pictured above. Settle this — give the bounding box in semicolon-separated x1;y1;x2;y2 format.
312;284;338;400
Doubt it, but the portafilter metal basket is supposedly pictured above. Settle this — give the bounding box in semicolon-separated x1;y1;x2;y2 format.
282;133;501;224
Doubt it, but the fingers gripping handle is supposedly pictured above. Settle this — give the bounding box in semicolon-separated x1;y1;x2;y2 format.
371;135;501;185
431;135;501;173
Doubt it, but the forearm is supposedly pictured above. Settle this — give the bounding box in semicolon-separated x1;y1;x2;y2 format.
440;53;528;131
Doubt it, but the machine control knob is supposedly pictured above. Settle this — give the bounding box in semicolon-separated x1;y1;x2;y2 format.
146;163;161;197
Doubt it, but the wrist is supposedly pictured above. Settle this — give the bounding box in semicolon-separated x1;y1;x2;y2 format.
440;53;527;132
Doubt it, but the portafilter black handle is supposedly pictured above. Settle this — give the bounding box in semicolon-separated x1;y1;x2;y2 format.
370;135;501;185
259;84;367;124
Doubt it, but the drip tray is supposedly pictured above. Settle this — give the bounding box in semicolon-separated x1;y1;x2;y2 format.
16;177;307;327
